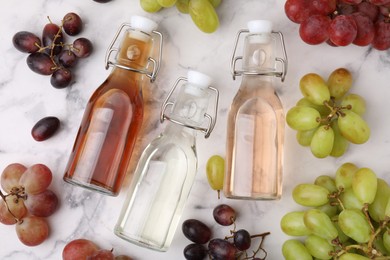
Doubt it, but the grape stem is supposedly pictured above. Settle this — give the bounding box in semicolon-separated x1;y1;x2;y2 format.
0;189;21;223
320;99;351;125
241;232;270;260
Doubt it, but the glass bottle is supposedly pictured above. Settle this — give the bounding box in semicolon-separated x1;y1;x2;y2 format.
63;16;163;196
114;70;219;251
223;20;288;200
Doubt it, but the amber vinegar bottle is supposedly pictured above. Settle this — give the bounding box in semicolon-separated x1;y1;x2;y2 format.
223;20;288;200
63;16;163;196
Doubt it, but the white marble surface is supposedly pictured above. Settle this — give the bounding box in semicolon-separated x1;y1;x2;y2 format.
1;0;390;259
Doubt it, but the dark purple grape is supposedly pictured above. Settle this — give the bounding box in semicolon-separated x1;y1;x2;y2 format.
233;229;251;251
183;243;208;260
93;0;113;2
50;68;72;88
182;219;212;244
208;239;236;260
58;50;78;68
72;37;93;58
12;31;41;53
213;204;236;226
63;12;83;36
26;52;56;75
42;23;63;55
31;116;60;141
87;249;114;260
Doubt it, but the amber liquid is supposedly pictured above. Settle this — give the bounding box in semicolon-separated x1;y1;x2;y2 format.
63;30;153;196
223;76;284;200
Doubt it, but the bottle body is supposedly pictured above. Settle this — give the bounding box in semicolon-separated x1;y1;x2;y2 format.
63;28;154;196
224;76;284;200
115;124;197;251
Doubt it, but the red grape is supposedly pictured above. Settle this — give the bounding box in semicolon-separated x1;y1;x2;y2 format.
12;31;41;53
24;189;58;217
51;68;73;88
15;216;49;246
368;0;390;5
114;256;133;260
213;204;236;226
58;50;78;68
1;163;26;193
183;243;208;260
284;0;317;24
42;23;63;55
63;12;83;36
329;15;357;46
233;229;251;251
312;0;337;15
351;13;375;46
87;249;114;260
19;164;53;195
26;52;56;75
299;15;331;45
372;20;390;50
0;199;19;225
31;116;60;141
182;219;212;244
63;239;100;260
340;0;362;4
72;38;93;58
337;3;358;15
208;238;237;260
357;2;380;21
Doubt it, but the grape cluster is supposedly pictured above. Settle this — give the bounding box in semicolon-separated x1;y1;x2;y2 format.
281;162;390;259
140;0;221;33
182;204;270;260
12;12;93;88
286;68;369;158
206;155;225;199
0;163;58;246
62;238;133;260
284;0;390;50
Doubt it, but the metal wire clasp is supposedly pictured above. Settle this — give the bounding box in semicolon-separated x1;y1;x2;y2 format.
104;23;163;83
231;29;288;82
160;77;219;139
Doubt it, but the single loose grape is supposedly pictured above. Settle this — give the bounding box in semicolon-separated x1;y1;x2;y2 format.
338;110;370;144
189;0;219;33
352;167;377;204
182;219;212;244
299;73;330;105
292;184;330;207
327;68;353;99
206;155;224;198
213;204;236;226
338;209;371;243
286;106;321;131
310;125;334;158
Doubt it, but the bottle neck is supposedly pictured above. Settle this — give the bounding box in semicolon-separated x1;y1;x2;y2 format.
242;33;276;74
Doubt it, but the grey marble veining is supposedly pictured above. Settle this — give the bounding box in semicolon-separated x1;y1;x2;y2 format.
1;0;390;259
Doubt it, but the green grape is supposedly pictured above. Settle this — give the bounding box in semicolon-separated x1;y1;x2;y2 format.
305;234;334;260
330;121;349;157
316;203;338;218
383;230;390;252
368;178;390;222
189;0;219;33
340;188;364;210
175;0;189;13
374;235;390;256
341;94;366;115
385;196;390;218
338;209;371;243
299;73;330;106
303;209;338;240
314;175;337;193
140;0;163;12
296;98;330;117
282;239;313;260
297;127;318;147
310;125;334;158
292;184;330;207
206;155;224;198
352;167;377;204
157;0;177;7
208;0;221;8
280;211;311;236
338;110;370;144
286;106;321;131
327;68;353;99
333;219;350;243
335;162;358;190
338;253;370;260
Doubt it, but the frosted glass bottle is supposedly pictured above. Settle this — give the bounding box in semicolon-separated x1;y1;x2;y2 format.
115;70;219;251
223;20;288;200
63;16;163;196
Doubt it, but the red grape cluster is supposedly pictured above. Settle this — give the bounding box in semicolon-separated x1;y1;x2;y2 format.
12;12;93;88
182;204;270;260
62;238;133;260
284;0;390;50
0;163;58;246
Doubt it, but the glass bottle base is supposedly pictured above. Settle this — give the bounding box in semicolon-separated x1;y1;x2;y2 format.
63;176;117;196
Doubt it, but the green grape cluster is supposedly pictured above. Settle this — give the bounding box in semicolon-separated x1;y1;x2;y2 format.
281;162;390;259
286;68;370;158
140;0;221;33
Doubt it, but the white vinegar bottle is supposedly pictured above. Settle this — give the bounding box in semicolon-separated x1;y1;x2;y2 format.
223;20;288;200
115;70;219;251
